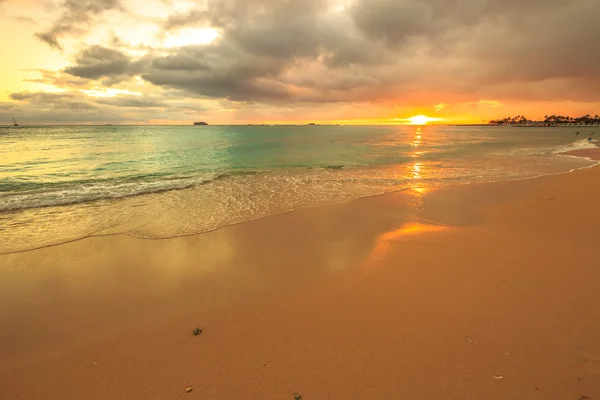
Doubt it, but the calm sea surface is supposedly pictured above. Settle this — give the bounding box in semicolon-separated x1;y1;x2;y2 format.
0;125;597;252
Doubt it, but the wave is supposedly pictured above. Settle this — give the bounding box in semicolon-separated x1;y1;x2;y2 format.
0;174;224;212
0;168;287;212
490;139;598;159
212;170;261;181
553;138;598;154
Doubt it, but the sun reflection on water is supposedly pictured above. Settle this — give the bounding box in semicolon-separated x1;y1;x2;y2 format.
412;162;422;179
407;125;432;209
412;127;422;147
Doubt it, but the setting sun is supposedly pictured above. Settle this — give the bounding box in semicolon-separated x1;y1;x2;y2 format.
406;115;441;125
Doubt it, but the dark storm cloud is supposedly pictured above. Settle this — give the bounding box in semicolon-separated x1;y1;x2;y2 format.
348;0;600;84
220;0;327;59
143;50;292;101
10;91;75;103
134;0;390;101
96;97;164;108
35;0;123;50
9;91;153;109
142;0;595;103
9;92;100;114
8;89;215;110
63;45;140;80
350;0;571;46
3;90;213;124
471;1;600;83
151;52;211;71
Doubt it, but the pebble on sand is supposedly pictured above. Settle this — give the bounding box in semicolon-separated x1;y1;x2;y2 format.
193;327;202;336
185;386;193;393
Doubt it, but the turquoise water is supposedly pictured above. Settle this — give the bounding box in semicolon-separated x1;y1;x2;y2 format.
0;124;597;252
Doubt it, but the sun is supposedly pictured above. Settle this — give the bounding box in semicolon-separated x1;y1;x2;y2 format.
406;115;440;125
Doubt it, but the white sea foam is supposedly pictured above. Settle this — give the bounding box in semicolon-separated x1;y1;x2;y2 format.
0;175;217;212
553;138;598;154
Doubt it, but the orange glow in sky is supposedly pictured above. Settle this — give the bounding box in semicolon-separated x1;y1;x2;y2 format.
406;115;442;125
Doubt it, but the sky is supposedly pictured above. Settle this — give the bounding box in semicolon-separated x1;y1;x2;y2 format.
0;0;599;125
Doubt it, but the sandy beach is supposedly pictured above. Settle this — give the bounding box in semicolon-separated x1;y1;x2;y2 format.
1;150;600;400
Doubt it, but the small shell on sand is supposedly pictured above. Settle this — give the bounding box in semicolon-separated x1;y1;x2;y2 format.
185;386;193;393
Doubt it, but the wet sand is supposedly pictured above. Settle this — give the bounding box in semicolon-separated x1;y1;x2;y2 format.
1;151;600;399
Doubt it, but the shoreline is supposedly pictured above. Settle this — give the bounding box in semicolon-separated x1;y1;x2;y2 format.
1;143;597;256
563;148;600;161
2;149;600;398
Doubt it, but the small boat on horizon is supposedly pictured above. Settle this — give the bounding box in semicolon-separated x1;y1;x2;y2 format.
12;116;18;127
193;121;208;126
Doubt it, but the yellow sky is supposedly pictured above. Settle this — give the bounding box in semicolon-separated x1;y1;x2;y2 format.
0;19;67;101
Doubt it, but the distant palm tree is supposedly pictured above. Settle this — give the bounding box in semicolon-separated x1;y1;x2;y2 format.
491;113;600;126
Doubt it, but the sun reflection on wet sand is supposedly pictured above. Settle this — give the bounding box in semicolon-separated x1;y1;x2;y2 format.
360;222;449;275
411;187;429;195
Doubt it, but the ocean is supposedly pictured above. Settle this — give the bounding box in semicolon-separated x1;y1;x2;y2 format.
0;124;597;253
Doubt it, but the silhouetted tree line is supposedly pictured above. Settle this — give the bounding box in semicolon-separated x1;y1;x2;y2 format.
489;114;600;126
